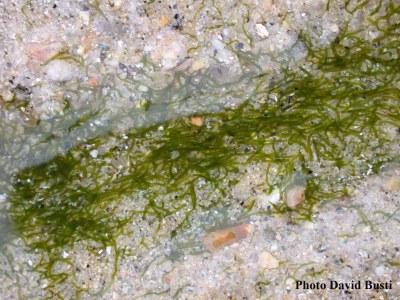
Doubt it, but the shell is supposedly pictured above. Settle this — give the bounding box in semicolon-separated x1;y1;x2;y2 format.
383;175;400;193
285;186;306;209
259;251;279;269
203;224;253;253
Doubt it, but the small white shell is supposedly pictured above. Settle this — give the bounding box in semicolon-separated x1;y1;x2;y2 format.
285;186;305;209
45;60;76;82
255;24;269;38
259;251;279;269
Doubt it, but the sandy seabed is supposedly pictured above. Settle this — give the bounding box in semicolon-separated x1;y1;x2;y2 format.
1;0;400;299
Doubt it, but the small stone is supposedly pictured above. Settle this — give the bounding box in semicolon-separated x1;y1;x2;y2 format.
77;46;85;56
383;175;400;192
190;116;204;127
255;24;269;38
369;31;380;40
363;226;371;233
285;186;306;209
191;59;205;71
90;150;98;158
286;278;295;286
79;11;90;25
62;251;69;258
235;42;244;51
259;251;279;269
267;188;280;204
258;188;281;209
160;16;169;26
111;0;124;9
375;265;385;276
331;23;339;33
138;99;150;109
45;60;76;82
171;150;180;160
211;36;225;50
138;85;149;92
281;20;290;30
0;90;14;102
144;28;188;70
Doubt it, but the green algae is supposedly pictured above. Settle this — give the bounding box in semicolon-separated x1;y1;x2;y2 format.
40;49;84;67
255;280;271;298
1;0;400;298
21;1;33;26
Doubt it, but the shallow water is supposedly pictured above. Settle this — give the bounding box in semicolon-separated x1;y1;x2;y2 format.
1;0;400;299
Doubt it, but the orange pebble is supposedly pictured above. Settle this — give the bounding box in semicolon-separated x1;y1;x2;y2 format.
190;116;204;127
203;224;253;253
160;16;169;26
87;78;98;86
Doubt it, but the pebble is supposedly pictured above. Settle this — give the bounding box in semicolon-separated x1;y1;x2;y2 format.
90;150;99;158
281;20;290;30
262;188;280;207
138;85;149;92
259;251;279;269
255;24;269;38
0;90;14;102
383;175;400;192
45;60;76;82
285;186;306;209
375;265;385;276
79;11;90;26
160;16;169;26
191;59;205;71
144;28;188;70
330;23;339;33
369;30;380;40
0;194;6;203
286;278;295;286
171;150;180;160
190;116;204;127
